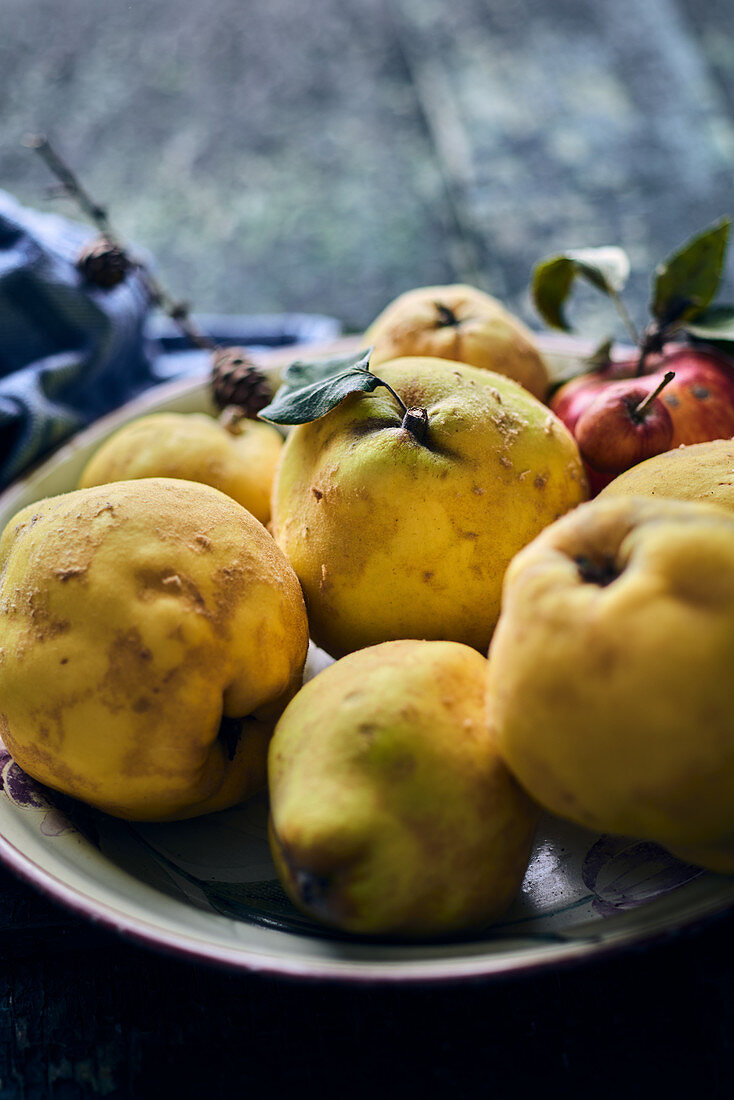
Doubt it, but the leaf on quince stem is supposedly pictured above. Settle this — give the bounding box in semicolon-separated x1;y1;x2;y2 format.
651;217;731;326
280;347;373;390
532;247;631;332
682;304;734;346
259;348;389;425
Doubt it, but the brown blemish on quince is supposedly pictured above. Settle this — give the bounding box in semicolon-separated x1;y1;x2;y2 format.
135;569;206;615
384;753;417;783
24;592;70;642
53;566;87;582
5;738;103;798
211;562;260;635
492;410;522;441
100;629;155;714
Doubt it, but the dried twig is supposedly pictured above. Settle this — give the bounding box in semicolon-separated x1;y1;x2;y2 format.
23;133;216;351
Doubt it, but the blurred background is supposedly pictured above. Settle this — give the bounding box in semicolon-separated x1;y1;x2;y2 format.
2;0;734;337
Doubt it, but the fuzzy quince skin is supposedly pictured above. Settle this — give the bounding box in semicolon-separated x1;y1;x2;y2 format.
271;356;587;658
487;495;734;871
268;639;538;937
0;478;309;821
364;284;550;399
598;437;734;513
79;412;283;526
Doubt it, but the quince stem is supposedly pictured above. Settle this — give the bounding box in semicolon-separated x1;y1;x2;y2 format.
376;378;429;443
401;406;429;442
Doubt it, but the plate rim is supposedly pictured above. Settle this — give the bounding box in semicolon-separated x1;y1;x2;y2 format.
3;821;734;984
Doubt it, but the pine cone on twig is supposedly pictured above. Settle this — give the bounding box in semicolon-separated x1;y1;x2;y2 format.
77;235;132;289
211;347;272;424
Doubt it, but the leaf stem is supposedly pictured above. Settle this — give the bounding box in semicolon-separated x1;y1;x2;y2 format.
376;377;409;418
608;288;640;345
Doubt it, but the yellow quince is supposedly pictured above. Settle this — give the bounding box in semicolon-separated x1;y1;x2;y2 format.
0;478;309;820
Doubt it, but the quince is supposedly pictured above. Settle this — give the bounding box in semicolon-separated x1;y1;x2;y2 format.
487;495;734;871
268;639;538;937
270;355;587;658
0;478;309;820
79;411;283;526
364;284;550;399
598;437;734;513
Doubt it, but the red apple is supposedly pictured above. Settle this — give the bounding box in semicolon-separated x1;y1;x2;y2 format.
575;374;674;477
551;344;734;449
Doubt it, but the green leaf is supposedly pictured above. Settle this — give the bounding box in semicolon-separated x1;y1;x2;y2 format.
651;217;731;325
532;247;631;331
280;347;373;390
259;350;387;425
681;304;734;343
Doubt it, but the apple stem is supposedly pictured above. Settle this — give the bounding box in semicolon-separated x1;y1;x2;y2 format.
633;371;676;419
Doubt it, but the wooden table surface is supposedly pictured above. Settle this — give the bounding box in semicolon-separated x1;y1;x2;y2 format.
2;1;734;1095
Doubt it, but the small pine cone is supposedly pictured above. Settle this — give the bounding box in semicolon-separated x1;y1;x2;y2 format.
77;236;132;289
211;346;272;419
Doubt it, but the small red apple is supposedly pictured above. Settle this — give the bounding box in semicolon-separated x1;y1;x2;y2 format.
575;372;675;481
551;344;734;450
534;221;734;486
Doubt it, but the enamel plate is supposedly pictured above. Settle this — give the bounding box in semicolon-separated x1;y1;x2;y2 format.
1;338;733;983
